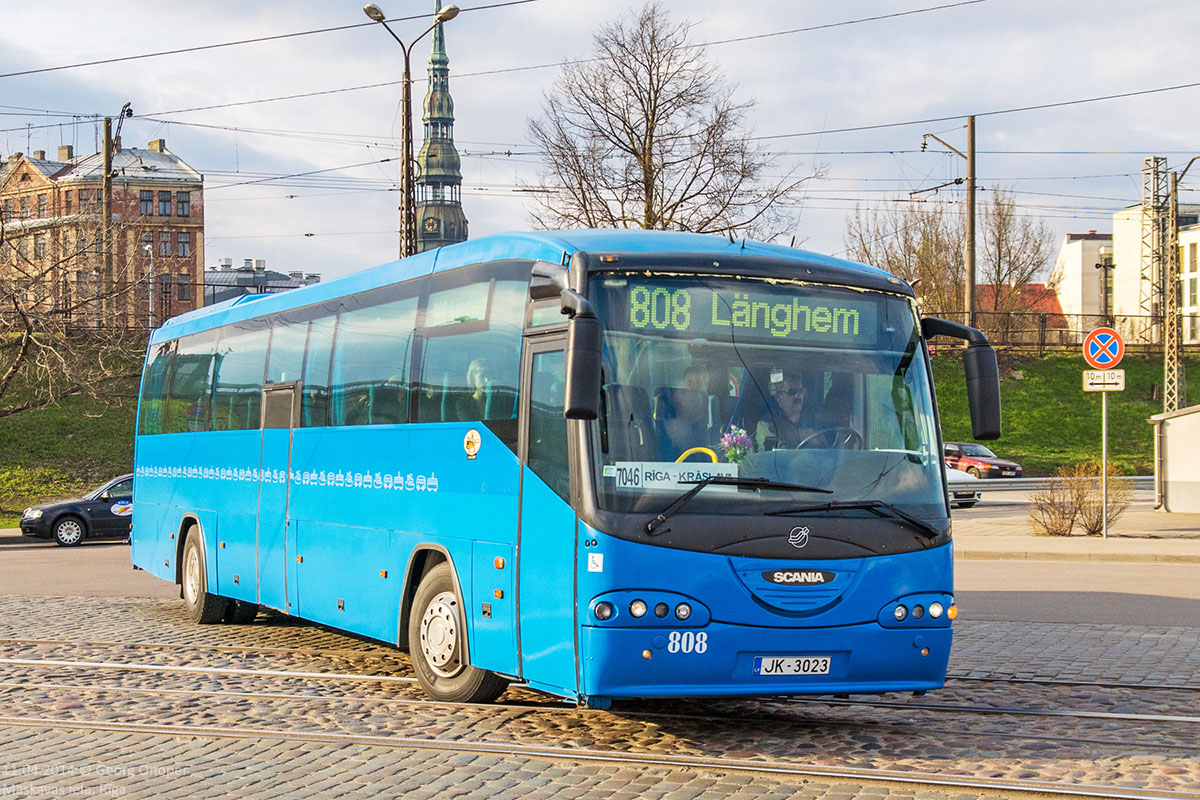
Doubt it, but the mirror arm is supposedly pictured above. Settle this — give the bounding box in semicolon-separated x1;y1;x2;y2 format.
920;316;990;346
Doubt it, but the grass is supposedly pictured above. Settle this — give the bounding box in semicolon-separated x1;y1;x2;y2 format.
0;377;139;526
931;352;1200;477
0;351;1197;526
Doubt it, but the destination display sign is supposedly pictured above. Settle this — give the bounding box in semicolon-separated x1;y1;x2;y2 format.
611;280;882;346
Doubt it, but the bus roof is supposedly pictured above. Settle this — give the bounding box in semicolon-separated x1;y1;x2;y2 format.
153;229;894;342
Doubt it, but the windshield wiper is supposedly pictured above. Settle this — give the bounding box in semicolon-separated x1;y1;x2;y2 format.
646;477;831;535
765;500;940;541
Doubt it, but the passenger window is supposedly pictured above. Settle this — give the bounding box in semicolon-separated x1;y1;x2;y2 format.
415;281;525;451
266;322;308;384
301;314;336;427
163;330;218;434
107;480;133;501
528;350;569;501
212;328;269;430
137;341;174;435
330;296;417;426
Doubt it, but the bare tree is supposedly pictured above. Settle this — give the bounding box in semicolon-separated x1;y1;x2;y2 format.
526;2;814;238
977;187;1056;313
844;200;965;316
844;188;1055;317
0;208;146;419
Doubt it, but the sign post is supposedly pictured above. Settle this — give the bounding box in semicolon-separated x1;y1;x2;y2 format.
1082;328;1125;538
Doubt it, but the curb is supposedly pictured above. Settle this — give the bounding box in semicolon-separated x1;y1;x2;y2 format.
956;550;1200;564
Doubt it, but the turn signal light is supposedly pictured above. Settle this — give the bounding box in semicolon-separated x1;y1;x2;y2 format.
947;604;958;620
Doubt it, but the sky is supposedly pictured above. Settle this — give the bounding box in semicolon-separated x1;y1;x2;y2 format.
2;0;1198;281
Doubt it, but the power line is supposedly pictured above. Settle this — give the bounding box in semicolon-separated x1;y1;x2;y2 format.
0;1;541;81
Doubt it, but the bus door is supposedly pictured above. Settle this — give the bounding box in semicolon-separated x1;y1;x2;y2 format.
516;337;578;695
258;381;299;613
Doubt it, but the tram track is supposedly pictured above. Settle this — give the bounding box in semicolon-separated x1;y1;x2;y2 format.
0;660;1196;755
0;713;1193;800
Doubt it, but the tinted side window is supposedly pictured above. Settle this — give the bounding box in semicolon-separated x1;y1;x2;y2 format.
107;479;133;501
417;280;525;450
301;314;336;428
267;322;308;385
164;330;218;434
138;342;174;435
331;296;418;426
212;328;269;431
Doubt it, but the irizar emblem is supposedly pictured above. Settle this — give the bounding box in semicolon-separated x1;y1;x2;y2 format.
788;526;810;548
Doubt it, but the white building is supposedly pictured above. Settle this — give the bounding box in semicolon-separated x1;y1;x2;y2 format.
1111;203;1200;343
1049;231;1112;332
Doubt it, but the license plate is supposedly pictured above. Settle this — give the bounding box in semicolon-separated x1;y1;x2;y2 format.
1002;470;1016;476
753;656;831;676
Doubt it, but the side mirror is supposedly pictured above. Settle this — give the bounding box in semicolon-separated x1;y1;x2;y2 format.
99;492;112;501
529;261;570;301
562;289;602;420
921;317;1002;440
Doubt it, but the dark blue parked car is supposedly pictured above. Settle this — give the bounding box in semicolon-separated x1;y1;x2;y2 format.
20;474;133;546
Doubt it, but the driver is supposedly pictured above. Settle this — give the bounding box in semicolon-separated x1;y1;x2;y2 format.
755;377;816;450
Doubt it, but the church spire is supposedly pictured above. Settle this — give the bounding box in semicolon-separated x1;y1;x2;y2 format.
415;0;468;252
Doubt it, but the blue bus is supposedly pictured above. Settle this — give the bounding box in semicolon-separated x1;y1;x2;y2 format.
132;229;1000;707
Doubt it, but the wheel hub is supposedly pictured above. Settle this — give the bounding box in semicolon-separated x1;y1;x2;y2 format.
57;520;82;544
184;547;200;605
420;591;463;678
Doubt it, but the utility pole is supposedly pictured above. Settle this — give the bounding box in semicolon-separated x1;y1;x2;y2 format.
1164;156;1198;413
102;117;113;325
921;116;976;327
965;116;976;329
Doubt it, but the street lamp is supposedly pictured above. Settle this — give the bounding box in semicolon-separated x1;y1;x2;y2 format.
1094;245;1113;327
141;241;155;328
362;3;460;258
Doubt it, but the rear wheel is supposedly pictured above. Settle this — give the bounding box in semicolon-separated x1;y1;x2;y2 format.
181;530;228;624
408;562;507;703
52;516;86;547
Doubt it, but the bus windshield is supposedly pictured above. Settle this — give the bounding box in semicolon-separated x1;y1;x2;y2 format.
589;273;945;520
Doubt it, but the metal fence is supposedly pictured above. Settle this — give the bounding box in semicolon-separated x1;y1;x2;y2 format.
927;312;1200;355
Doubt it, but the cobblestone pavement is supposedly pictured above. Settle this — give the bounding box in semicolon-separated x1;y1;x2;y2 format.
0;595;1197;799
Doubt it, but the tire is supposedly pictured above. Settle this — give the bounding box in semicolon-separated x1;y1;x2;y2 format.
224;600;260;624
967;467;982;479
52;516;86;547
407;562;507;703
181;529;228;624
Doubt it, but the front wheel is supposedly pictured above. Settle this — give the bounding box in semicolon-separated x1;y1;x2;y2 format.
52;516;86;547
967;467;982;479
408;562;507;703
181;530;228;624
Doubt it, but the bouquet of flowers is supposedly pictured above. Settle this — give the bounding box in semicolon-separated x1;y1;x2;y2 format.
719;426;753;464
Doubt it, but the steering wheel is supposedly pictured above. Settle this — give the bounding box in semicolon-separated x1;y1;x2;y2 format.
795;426;864;450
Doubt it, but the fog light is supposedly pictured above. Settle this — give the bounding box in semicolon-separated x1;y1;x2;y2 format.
929;602;944;619
894;605;908;621
594;602;614;621
630;599;647;618
912;604;925;620
947;604;958;620
674;603;691;620
654;603;669;618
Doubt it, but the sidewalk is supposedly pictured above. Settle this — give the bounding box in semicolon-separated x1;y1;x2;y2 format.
953;500;1200;564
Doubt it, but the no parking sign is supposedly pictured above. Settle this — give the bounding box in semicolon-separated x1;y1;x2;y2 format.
1083;327;1124;370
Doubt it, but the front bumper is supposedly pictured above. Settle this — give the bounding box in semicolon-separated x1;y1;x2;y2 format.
580;619;951;701
19;518;50;538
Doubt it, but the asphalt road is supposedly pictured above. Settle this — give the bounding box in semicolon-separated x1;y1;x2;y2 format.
3;525;1197;627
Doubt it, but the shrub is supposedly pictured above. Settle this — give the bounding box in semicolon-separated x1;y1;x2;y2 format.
1076;460;1133;536
1028;468;1080;536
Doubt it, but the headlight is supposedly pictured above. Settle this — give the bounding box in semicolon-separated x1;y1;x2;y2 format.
674;603;692;620
894;605;908;621
929;602;944;619
23;508;42;520
629;599;647;618
593;602;614;621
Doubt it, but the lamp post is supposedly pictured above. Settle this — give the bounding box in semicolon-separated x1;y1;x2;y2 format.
1094;245;1113;327
142;241;155;329
363;3;459;258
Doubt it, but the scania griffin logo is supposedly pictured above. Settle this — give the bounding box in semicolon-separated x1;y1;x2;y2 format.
787;526;810;548
762;569;836;585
